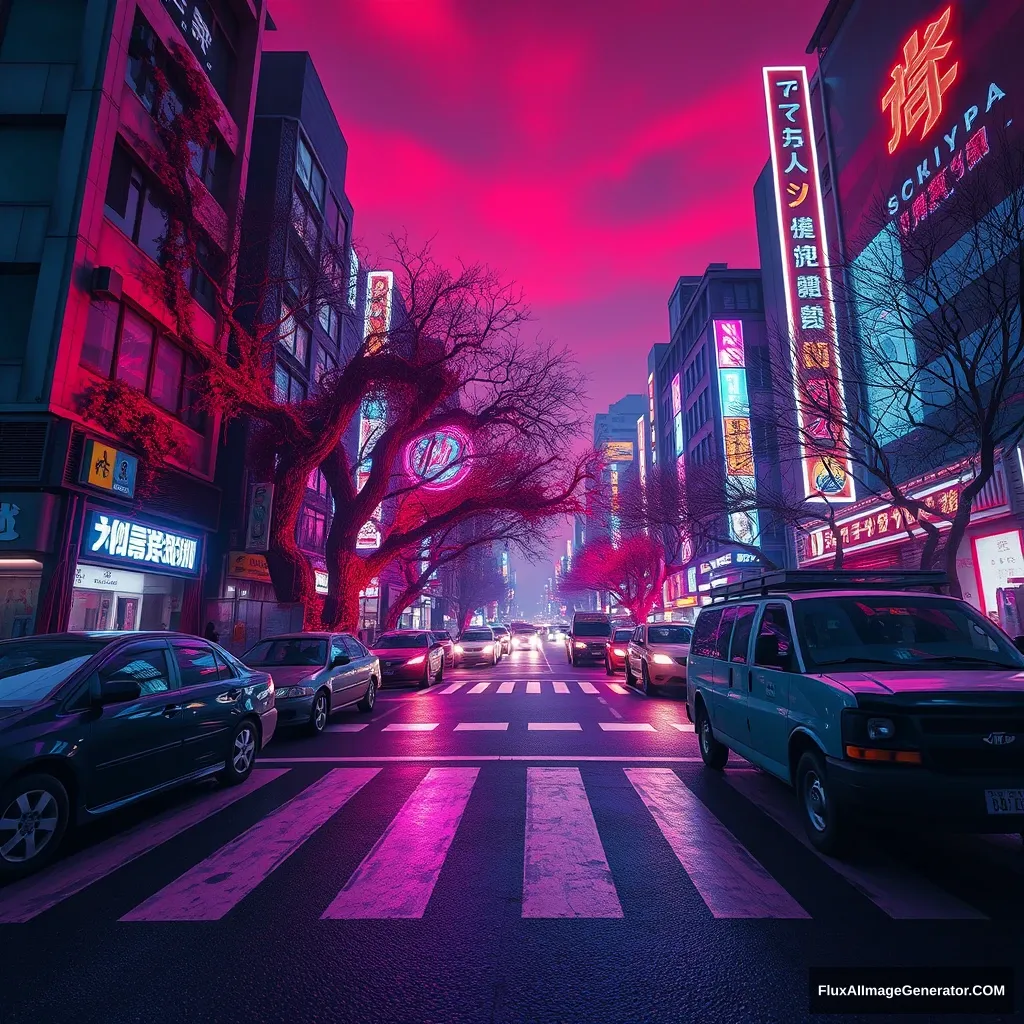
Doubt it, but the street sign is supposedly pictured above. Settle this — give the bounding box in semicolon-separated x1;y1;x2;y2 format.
80;439;138;499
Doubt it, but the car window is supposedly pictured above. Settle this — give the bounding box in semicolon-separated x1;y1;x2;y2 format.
374;634;428;649
100;647;173;696
341;636;364;659
331;638;346;663
613;628;633;642
648;625;693;644
729;605;757;664
461;630;493;641
245;638;327;666
715;607;738;661
690;609;723;658
573;621;611;637
173;644;230;687
0;638;109;706
213;649;236;679
754;604;794;669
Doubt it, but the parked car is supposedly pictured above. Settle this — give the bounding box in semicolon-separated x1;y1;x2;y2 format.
0;631;277;880
687;569;1024;857
625;623;693;694
370;631;445;688
510;623;540;650
431;630;456;666
242;632;379;735
455;627;499;666
490;624;511;657
566;612;612;666
605;627;635;675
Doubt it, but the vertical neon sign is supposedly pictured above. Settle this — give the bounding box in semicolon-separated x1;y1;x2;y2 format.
647;373;657;465
763;66;855;502
714;319;759;546
671;373;683;457
356;270;394;549
636;414;647;488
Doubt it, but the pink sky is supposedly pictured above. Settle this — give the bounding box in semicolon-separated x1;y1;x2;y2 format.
266;0;825;608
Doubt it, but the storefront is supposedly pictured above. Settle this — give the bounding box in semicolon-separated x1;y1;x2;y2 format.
70;506;205;632
0;492;62;639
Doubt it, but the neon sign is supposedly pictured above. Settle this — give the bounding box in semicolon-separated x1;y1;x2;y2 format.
405;428;472;490
763;65;855;503
647;373;656;465
713;320;759;545
882;6;959;155
636;414;646;488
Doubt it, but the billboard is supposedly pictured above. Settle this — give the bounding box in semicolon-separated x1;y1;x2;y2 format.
603;441;634;462
647;373;657;465
636;414;647;487
713;320;760;546
405;428;472;490
764;66;856;503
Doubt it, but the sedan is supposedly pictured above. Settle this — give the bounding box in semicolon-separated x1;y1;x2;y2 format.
510;623;541;651
242;633;379;735
0;631;277;880
605;627;635;675
490;624;511;657
371;631;445;688
625;623;693;695
455;628;499;666
431;630;456;665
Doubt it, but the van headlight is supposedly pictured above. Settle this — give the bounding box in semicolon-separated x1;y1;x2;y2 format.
867;717;895;740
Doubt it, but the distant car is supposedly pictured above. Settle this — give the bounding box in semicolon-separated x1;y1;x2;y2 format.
370;631;445;688
456;627;499;666
243;632;379;735
490;624;511;656
566;612;612;666
510;623;540;650
626;623;693;694
605;627;635;675
431;630;455;666
547;624;566;643
0;631;277;880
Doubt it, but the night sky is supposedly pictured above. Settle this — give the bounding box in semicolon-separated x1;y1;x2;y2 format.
266;0;827;606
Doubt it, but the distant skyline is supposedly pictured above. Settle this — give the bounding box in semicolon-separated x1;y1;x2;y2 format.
267;0;826;610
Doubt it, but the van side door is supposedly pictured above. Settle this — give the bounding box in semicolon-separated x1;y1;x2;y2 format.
748;603;798;777
720;604;758;746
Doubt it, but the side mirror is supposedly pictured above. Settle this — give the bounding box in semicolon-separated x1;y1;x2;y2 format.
1013;636;1024;655
98;676;142;705
331;654;351;668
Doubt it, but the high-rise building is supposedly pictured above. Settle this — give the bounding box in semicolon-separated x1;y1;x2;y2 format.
588;394;646;547
0;0;270;638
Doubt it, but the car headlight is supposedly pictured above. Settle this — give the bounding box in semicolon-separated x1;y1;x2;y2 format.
483;644;494;653
574;641;586;649
407;655;426;665
651;653;674;665
277;686;315;698
612;648;626;657
454;644;464;654
867;717;895;740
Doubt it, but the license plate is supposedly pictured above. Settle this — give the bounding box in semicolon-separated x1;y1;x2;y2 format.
985;789;1024;814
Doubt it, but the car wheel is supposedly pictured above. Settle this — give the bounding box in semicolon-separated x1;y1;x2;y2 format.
357;676;376;712
605;657;614;676
307;689;330;735
221;719;259;784
434;657;444;684
796;749;851;856
624;661;634;687
418;663;431;689
641;662;657;696
696;703;729;771
0;773;70;881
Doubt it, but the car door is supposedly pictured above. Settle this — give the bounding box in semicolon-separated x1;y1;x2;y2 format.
720;604;758;749
630;626;645;674
688;608;723;723
713;607;744;740
86;643;185;809
171;641;242;774
339;635;369;700
747;603;798;775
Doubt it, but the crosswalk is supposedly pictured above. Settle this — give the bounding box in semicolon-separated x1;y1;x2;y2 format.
325;720;695;734
436;679;628;696
0;763;1015;925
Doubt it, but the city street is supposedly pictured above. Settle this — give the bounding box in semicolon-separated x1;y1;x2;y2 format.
0;645;1022;1024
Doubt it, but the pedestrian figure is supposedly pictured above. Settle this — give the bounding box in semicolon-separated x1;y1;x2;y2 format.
204;621;220;644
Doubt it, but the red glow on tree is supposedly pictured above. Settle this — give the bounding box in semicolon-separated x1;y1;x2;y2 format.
559;535;666;622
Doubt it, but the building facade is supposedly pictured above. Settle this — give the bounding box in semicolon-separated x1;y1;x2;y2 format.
0;0;269;639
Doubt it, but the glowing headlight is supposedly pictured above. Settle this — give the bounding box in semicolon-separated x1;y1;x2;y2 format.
277;685;315;698
612;648;626;657
407;654;426;665
651;653;674;665
574;641;586;649
454;644;464;654
483;644;494;653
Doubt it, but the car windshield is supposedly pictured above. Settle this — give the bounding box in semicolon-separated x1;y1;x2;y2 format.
0;639;109;705
491;625;508;634
613;628;633;641
574;621;611;637
244;639;327;667
648;625;693;645
793;596;1024;672
461;630;493;641
431;633;450;641
374;634;428;649
512;625;537;635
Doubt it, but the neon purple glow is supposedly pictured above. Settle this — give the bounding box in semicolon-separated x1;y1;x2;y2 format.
405;428;472;489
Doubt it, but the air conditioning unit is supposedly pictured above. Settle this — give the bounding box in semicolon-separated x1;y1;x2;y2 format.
90;266;123;301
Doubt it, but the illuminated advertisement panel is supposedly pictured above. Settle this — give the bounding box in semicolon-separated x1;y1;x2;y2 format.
671;373;684;457
714;320;760;545
356;270;394;549
763;66;856;503
405;428;472;490
609;462;621;547
636;415;647;487
647;373;657;465
603;441;634;462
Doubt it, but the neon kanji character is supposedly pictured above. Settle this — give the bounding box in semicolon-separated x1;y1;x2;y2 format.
110;519;130;557
881;5;959;154
891;507;905;529
90;515;112;553
786;181;809;207
800;305;825;331
790;216;815;240
797;275;822;299
777;103;801;123
840;527;850;545
939;489;959;515
782;127;805;149
793;245;819;268
776;79;799;98
876;511;890;533
966;127;989;170
863;518;875;538
145;530;165;563
126;524;148;560
191;8;213;54
785;153;808;174
927;167;950;210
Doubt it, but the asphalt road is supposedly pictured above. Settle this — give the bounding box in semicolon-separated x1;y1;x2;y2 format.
1;641;1022;1024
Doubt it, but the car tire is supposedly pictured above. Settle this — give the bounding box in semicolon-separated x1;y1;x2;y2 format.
220;718;259;785
357;676;376;712
641;662;657;696
696;703;729;771
624;661;634;687
796;749;851;856
605;657;614;676
0;773;70;881
434;658;444;685
418;664;431;689
307;689;330;735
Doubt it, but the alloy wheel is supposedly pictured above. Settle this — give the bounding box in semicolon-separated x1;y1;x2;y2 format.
0;789;59;864
233;725;257;774
804;771;828;832
366;679;375;708
313;693;328;732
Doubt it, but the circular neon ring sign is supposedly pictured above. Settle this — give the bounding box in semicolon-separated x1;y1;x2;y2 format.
405;428;472;490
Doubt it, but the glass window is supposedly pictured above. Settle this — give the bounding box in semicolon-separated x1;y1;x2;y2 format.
137;188;167;263
291;189;319;252
325;192;340;242
104;144;139;230
150;337;184;412
309;162;326;211
347;248;359;308
246;638;327;667
318;305;338;341
0;639;108;705
115;308;154;389
181;356;207;432
81;299;119;375
99;647;172;696
341;636;363;659
213;649;235;679
314;346;337;386
647;624;692;644
715;606;737;661
296;135;313;191
573;621;611;637
754;604;795;669
729;605;757;664
280;304;309;366
173;644;226;686
690;608;723;659
373;633;430;649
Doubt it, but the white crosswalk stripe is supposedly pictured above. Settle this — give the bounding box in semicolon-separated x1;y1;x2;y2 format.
0;764;1006;926
526;681;541;694
431;679;638;696
552;681;570;694
577;681;599;694
468;682;490;694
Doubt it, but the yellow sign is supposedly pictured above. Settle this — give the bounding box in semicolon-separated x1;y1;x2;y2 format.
228;551;272;583
723;418;754;476
86;444;116;490
604;441;634;462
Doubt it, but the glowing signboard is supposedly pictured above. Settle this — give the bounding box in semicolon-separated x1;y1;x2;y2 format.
405;428;471;490
603;441;634;462
647;373;656;465
82;511;201;576
636;414;647;487
973;529;1024;618
713;319;759;545
763;66;856;503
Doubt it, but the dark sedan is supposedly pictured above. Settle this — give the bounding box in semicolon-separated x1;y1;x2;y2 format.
0;631;277;880
371;631;445;688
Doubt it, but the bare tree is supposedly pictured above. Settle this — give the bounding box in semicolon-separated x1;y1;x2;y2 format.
558;535;666;622
440;546;509;632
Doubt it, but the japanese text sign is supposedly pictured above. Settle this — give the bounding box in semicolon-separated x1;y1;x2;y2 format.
763;66;856;503
161;0;218;79
80;439;138;499
82;510;201;576
363;270;393;355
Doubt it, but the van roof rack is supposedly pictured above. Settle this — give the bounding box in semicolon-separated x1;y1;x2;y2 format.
708;569;949;603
